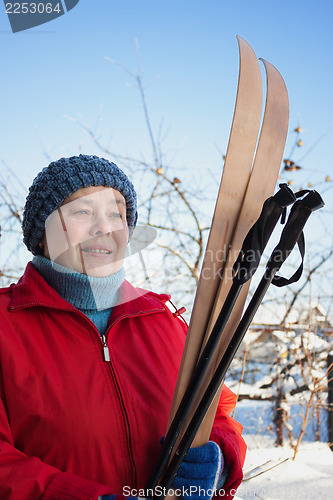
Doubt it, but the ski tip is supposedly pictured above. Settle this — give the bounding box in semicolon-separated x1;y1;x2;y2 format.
236;35;255;53
236;34;249;45
259;57;271;69
236;36;262;77
259;57;279;72
259;58;288;92
259;58;286;82
258;57;289;144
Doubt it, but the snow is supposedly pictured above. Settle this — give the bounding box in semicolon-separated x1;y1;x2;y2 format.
235;437;333;500
224;322;333;499
230;398;333;499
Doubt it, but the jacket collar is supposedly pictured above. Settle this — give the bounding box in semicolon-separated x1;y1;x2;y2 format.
10;262;169;321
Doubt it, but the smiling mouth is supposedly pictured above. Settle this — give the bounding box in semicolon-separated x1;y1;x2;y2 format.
81;248;111;254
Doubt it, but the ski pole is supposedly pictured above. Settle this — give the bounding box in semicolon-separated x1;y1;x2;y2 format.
146;184;296;493
156;189;324;497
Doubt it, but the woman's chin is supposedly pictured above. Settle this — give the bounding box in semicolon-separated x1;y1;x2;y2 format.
50;255;123;277
84;262;123;278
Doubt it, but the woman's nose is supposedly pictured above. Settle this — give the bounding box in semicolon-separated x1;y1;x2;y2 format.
88;213;124;236
89;215;112;236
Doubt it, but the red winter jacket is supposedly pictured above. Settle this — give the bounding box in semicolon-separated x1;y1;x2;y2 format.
0;263;246;500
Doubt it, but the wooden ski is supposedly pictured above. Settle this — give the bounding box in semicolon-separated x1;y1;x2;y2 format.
166;35;263;432
166;46;289;464
190;57;290;448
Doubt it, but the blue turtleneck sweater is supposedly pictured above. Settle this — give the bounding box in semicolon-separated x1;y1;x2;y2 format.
32;256;125;335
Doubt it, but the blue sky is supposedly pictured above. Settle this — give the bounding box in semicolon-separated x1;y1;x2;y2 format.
0;0;332;189
0;1;332;293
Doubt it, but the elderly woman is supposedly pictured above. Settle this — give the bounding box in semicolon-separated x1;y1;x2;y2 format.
0;155;246;500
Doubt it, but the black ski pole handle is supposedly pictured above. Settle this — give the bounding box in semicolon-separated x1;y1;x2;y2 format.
267;190;324;284
156;190;324;497
145;184;295;495
232;183;295;284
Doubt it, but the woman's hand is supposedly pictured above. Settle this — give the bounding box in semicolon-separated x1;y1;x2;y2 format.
101;441;223;500
172;441;224;500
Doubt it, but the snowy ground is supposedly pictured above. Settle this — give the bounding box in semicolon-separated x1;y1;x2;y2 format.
235;437;333;500
232;399;333;499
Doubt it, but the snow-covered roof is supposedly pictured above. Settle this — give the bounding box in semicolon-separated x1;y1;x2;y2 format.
252;302;332;328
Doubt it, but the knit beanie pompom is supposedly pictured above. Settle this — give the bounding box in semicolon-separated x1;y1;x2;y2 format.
22;154;138;255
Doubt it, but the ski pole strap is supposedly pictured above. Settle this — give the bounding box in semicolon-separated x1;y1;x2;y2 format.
232;183;295;284
268;190;324;286
271;232;305;287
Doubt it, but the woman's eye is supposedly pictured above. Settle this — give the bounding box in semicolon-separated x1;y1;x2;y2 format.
73;210;90;216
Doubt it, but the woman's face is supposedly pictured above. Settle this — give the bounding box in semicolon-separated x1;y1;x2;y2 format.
42;186;129;277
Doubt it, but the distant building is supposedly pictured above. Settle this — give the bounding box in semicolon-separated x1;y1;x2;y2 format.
297;304;333;334
252;303;333;338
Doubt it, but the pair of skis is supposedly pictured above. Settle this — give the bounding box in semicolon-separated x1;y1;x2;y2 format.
146;36;323;497
165;36;290;457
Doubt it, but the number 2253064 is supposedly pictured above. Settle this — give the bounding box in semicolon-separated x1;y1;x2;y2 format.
6;3;62;15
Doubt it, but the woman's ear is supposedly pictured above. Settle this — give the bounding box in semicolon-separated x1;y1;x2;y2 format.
40;232;50;258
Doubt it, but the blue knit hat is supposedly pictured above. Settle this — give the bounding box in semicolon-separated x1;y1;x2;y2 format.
22;154;138;255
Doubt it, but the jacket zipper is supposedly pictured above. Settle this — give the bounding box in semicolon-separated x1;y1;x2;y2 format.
11;301;137;487
103;343;137;488
101;334;111;362
100;332;136;486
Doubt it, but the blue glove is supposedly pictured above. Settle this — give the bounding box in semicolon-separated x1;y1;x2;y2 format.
172;441;224;500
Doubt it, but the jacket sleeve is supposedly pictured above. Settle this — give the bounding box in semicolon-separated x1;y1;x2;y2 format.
0;398;113;500
209;384;247;500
